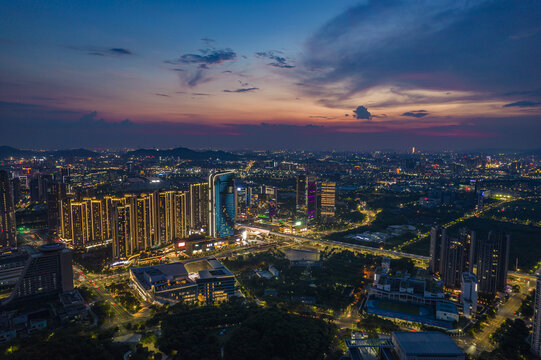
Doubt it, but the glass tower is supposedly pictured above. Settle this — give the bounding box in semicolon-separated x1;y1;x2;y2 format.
209;172;236;238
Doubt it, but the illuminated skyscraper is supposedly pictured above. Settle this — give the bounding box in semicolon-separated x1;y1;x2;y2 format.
70;201;88;248
60;194;74;240
0;170;17;248
532;275;541;357
133;195;151;251
320;182;336;219
112;204;130;259
209;172;236;238
87;198;104;242
174;191;188;239
296;175;317;225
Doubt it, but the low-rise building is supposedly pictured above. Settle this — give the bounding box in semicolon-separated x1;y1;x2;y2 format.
130;256;235;305
392;331;466;360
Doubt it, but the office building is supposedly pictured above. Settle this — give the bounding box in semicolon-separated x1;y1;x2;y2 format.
130;256;235;305
532;275;541;357
320;181;336;219
476;231;510;300
461;272;478;318
296;175;317;224
1;243;74;307
0;171;17;248
209;172;236;238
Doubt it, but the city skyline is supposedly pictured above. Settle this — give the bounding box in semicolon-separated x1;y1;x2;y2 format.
1;0;541;151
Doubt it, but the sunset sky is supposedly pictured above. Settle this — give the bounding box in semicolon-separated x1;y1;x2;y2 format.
1;0;540;151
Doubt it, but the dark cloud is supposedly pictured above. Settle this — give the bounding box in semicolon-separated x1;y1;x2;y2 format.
109;48;132;55
353;106;371;120
223;87;259;93
186;70;212;87
309;115;336;120
166;48;236;66
78;111;133;127
503;101;541;107
300;0;541;105
155;93;170;97
402;110;429;118
72;46;134;57
255;51;295;68
165;42;237;88
503;88;541;97
192;93;211;96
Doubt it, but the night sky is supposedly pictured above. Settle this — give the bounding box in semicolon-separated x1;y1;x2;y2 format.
1;0;540;151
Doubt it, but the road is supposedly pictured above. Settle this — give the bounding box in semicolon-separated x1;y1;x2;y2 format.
73;265;134;328
464;275;537;356
395;195;541;251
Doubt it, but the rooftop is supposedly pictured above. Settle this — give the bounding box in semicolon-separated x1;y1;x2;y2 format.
393;331;464;356
131;256;233;289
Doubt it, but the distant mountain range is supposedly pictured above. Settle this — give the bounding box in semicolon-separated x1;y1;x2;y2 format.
0;146;239;160
125;147;239;160
0;146;98;159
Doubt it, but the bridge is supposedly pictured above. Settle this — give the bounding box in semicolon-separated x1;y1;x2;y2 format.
238;224;430;263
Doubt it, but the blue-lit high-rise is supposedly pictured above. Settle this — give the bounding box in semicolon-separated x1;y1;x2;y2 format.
209;172;237;238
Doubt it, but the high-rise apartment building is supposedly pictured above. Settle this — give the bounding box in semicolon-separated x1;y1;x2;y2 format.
461;272;478;318
47;182;66;236
112;204;130;259
429;227;446;274
532;275;541;357
296;175;317;224
189;183;209;232
439;229;476;289
476;231;510;299
209;172;236;238
320;182;336;219
174;192;187;239
0;171;17;249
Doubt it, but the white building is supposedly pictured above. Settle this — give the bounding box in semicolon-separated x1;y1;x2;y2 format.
461;272;478;318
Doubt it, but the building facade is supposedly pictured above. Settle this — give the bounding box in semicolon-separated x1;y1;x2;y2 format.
476;231;510;300
1;243;74;308
532;275;541;357
296;175;317;225
320;181;336;219
0;171;16;249
130;256;235;305
461;272;478;318
209;172;236;238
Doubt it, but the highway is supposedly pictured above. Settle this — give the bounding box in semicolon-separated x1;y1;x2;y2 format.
239;224;430;262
